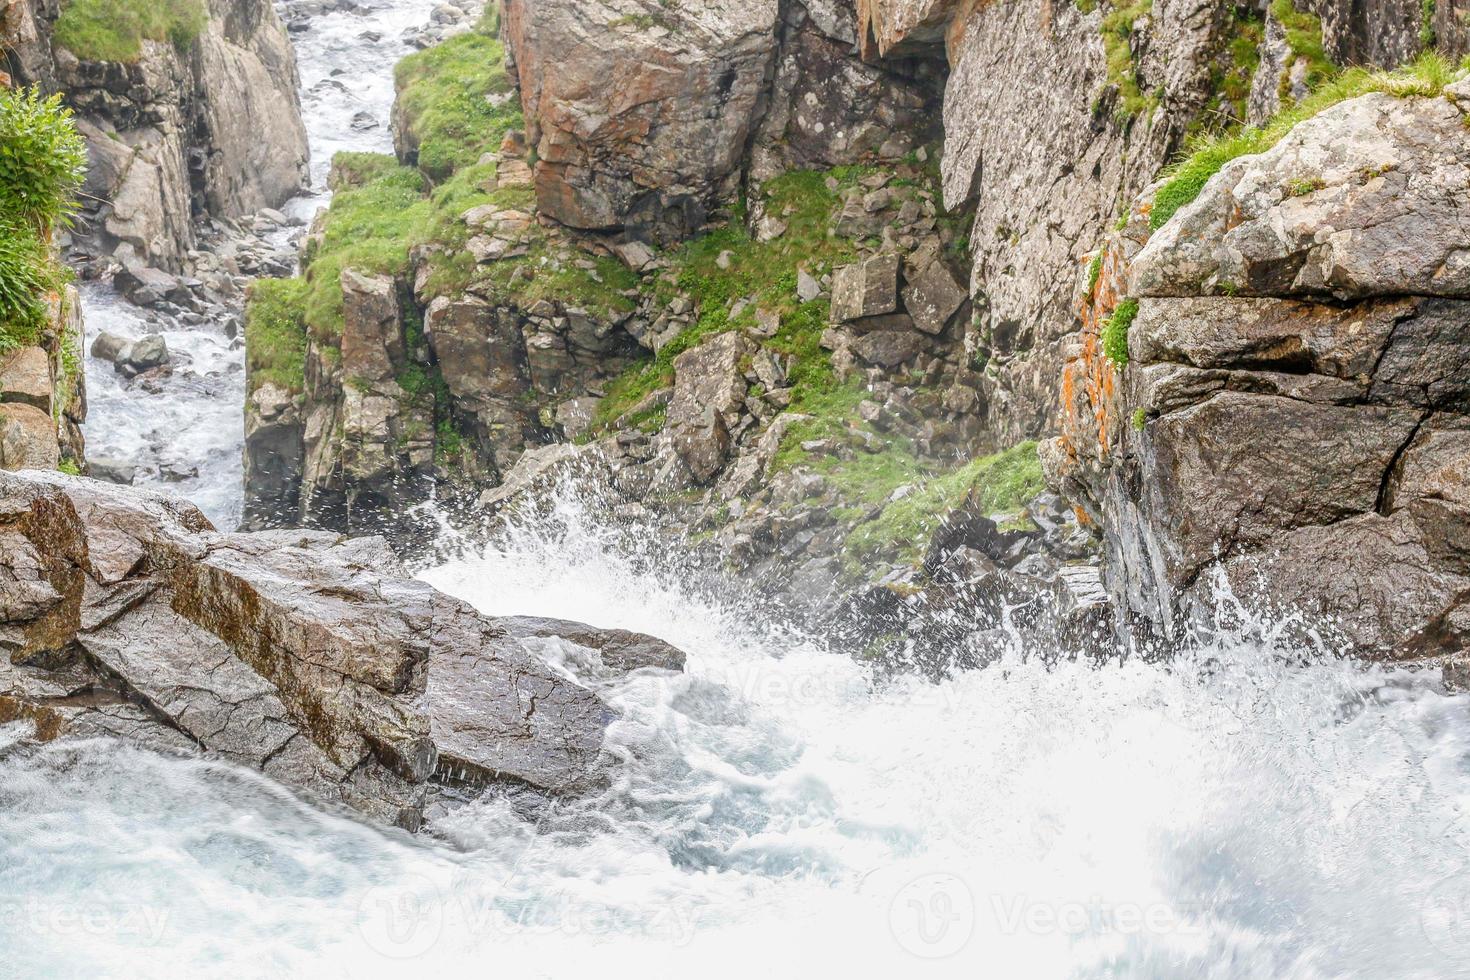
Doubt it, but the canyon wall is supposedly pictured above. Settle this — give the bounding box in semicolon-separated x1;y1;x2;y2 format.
240;0;1469;662
1;0;308;272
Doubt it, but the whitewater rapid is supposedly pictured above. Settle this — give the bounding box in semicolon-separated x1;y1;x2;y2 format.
2;486;1468;978
40;0;1470;976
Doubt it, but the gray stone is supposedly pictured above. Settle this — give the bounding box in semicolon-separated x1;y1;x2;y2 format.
832;253;900;323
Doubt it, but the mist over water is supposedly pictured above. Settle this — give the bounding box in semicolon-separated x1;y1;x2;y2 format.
3;482;1467;978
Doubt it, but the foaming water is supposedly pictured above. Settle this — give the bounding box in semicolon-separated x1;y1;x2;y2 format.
3;487;1468;978
80;282;248;526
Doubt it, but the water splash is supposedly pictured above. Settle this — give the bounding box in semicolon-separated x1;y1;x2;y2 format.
3;476;1466;978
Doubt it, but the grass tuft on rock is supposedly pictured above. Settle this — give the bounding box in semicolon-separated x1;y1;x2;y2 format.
1102;298;1137;368
53;0;206;63
245;278;309;396
1149;52;1461;230
845;441;1045;565
394;22;522;180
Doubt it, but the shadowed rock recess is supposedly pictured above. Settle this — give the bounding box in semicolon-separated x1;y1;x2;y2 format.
0;470;686;826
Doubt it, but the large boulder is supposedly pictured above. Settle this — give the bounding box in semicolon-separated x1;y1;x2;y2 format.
0;472;687;827
668;331;754;484
1133;92;1470;301
502;0;780;242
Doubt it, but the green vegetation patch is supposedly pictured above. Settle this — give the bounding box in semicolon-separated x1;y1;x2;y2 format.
845;441;1044;565
1205;9;1264;129
0;222;66;352
1271;0;1336;96
394;25;522;180
1101;0;1156;121
54;0;206;63
245;278;309;396
1149;53;1460;230
1102;298;1138;368
591;166;874;431
0;87;88;234
0;87;84;351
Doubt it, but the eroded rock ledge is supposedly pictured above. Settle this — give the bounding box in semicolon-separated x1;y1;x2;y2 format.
0;470;685;827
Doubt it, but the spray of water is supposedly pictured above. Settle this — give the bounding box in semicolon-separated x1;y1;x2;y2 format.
2;475;1466;979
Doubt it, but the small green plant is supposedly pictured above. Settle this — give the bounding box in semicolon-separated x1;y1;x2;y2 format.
1102;298;1138;368
53;0;206;62
1086;251;1104;297
0;221;63;350
0;87;88;234
1131;407;1148;431
1288;175;1327;196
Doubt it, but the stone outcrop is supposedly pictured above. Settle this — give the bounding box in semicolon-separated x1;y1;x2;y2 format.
502;0;781;243
0;287;86;474
0;470;686;827
2;0;309;271
502;0;944;243
1050;90;1470;668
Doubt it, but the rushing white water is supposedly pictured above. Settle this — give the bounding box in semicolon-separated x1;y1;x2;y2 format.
38;1;1470;975
78;0;436;529
3;485;1468;978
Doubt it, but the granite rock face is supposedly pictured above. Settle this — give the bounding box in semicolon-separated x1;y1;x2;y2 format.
938;0;1237;447
1133;93;1470;301
3;0;309;270
502;0;781;243
1050;93;1470;669
0;471;686;827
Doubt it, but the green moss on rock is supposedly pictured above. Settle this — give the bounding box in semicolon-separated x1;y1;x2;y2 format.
54;0;206;63
845;442;1045;565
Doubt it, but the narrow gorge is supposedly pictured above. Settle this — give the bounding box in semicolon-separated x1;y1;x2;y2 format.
1;0;1469;976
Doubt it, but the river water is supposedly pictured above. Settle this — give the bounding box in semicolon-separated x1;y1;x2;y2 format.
23;1;1470;977
79;0;431;529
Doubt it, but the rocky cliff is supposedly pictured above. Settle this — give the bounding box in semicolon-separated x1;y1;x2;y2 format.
1;0;309;272
0;468;686;827
1049;72;1470;668
240;0;1470;662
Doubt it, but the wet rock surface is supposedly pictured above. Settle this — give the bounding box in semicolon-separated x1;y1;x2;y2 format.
0;471;687;827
